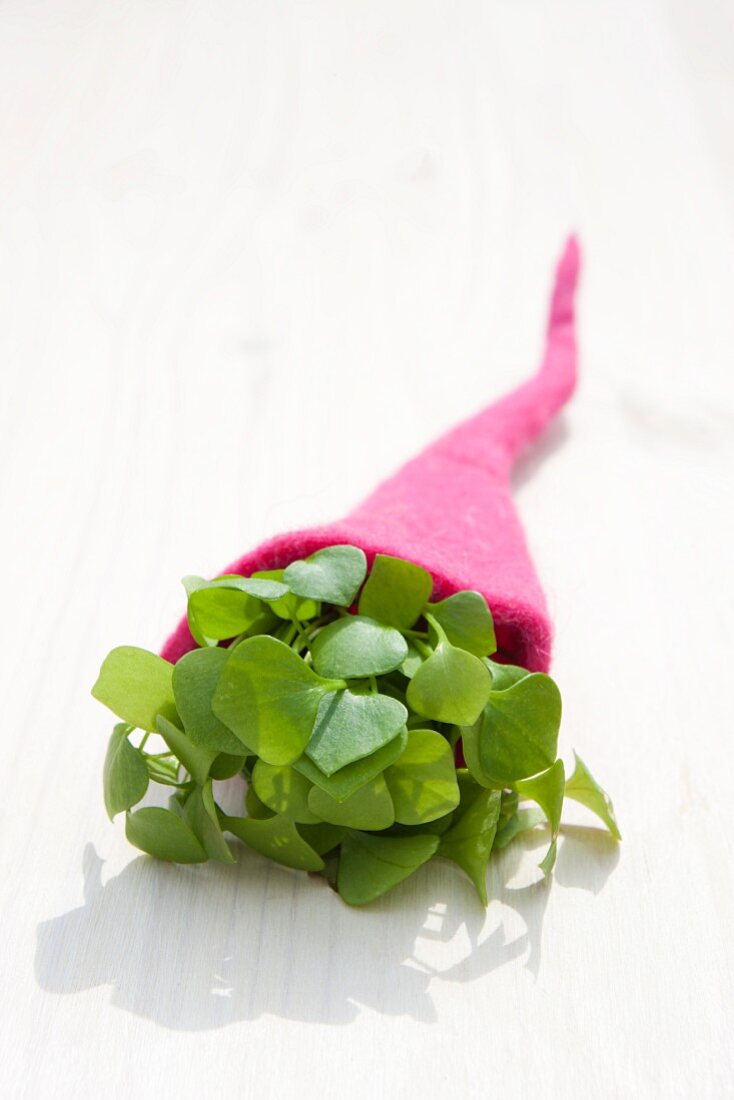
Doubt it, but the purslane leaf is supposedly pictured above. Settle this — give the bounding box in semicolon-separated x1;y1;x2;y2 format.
407;641;491;725
220;812;325;871
565;752;621;840
293;727;408;802
102;724;149;819
125;806;208;863
337;832;439;906
156;714;216;786
310;615;408;679
438;788;502;904
183;782;235;863
358;554;433;629
305;689;407;775
384;729;460;825
213;636;340;764
427;591;496;657
475;671;562;783
92;647;177;731
252;761;321;824
514;758;566;876
188;585;264;642
493;807;546;850
296;822;346;855
172;646;244;754
307;774;395;831
283;545;367;607
253;570;320;621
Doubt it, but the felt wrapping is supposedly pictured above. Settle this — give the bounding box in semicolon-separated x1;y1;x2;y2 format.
162;237;580;673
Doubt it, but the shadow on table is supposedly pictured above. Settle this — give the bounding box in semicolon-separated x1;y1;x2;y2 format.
35;826;618;1031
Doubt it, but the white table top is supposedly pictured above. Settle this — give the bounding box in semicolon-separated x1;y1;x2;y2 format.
2;3;733;1097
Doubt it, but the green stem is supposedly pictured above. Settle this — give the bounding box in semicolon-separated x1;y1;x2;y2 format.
138;731;151;751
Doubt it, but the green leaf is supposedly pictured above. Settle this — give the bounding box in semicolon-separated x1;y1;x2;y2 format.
427;591;496;657
220;813;325;872
358;554;433;629
293;727;408;802
188;585;263;642
485;658;529;691
384;729;460;825
296;822;346;855
245;784;274;819
253;570;320;621
337;832;439;906
475;672;562;782
308;775;395;831
210;575;290;602
92;646;177;732
310;615;408;679
209;752;246;780
145;755;181;786
213;636;339;765
400;641;425;679
125;807;208;863
172;646;244;754
514;758;566;876
183;781;234;863
283;545;367;607
494;807;546;850
155;714;216;786
407;641;491;725
305;689;407;775
439;788;502;904
102;724;149;819
252;760;321;824
565;753;621;840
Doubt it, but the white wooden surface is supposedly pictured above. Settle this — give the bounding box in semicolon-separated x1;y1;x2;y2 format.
1;2;733;1097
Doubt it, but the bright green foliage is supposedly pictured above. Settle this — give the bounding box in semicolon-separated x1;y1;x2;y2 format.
183;782;235;864
305;689;407;775
565;753;621;839
220;813;325;872
125;807;208;863
514;759;566;876
407;640;491;725
494;807;546;850
469;670;562;784
311;615;407;679
308;774;395;831
283;545;367;606
212;636;341;764
173;646;243;754
92;647;177;731
337;832;440;906
156;714;216;786
385;729;460;824
294;727;408;802
427;591;496;657
252;761;320;823
358;554;432;628
253;570;320;621
93;544;617;907
439;788;502;904
103;724;149;819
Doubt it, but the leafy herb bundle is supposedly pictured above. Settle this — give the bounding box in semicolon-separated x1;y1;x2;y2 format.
92;545;619;906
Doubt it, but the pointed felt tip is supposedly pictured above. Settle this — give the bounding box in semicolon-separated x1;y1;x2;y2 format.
548;234;581;330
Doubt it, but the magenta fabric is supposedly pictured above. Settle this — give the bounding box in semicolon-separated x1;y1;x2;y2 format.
162;237;580;672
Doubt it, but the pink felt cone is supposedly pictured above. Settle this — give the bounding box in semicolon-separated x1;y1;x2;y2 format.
162;237;580;672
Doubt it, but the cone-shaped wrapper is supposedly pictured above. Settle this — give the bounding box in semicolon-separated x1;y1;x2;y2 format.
162;237;580;672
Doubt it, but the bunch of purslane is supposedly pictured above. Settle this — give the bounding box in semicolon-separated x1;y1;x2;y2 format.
92;546;619;906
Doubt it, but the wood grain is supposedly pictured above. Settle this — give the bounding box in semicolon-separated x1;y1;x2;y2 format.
1;2;732;1097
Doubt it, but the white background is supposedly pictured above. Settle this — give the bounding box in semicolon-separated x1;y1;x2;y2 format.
1;2;733;1097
